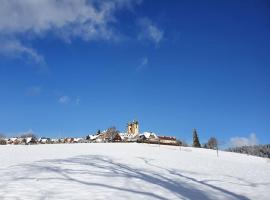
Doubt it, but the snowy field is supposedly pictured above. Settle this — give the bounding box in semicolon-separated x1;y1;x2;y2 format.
0;143;270;200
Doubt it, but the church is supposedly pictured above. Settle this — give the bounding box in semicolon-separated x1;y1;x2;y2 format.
127;120;139;136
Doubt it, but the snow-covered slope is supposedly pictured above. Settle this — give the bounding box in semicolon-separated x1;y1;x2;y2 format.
0;143;269;200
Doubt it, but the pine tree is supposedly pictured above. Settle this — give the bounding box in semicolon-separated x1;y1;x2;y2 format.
192;128;201;148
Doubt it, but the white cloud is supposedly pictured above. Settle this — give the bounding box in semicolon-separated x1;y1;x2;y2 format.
0;39;44;64
58;96;70;104
136;56;148;71
230;133;259;147
25;86;41;96
141;57;148;65
137;17;164;45
0;0;141;61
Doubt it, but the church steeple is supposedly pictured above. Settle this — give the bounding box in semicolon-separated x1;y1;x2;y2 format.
127;120;139;135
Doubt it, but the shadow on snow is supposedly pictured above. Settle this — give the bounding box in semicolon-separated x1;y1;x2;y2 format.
3;154;254;200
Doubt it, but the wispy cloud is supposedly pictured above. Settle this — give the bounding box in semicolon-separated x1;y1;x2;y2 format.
25;86;41;96
230;133;259;147
75;97;80;105
0;0;141;62
58;96;71;104
136;56;148;71
0;39;44;64
137;17;164;45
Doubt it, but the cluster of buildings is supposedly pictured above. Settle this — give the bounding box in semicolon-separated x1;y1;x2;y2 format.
0;121;179;146
1;136;87;145
87;120;179;146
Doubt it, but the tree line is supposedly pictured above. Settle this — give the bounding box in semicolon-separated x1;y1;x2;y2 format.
192;128;218;150
226;145;270;158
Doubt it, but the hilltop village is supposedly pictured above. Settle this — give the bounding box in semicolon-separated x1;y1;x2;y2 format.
0;121;179;146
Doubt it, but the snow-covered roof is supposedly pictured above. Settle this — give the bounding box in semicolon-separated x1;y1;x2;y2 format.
39;138;48;142
9;137;18;142
158;136;176;140
26;137;32;143
74;138;83;142
141;132;158;139
88;134;99;140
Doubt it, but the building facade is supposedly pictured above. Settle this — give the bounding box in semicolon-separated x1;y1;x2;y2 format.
127;120;139;135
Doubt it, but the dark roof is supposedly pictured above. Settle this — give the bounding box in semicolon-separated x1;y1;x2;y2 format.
158;136;176;141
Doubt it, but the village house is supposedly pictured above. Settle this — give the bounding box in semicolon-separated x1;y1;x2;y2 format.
96;133;109;142
7;137;18;145
138;132;159;143
38;137;51;144
50;138;59;144
73;138;84;143
87;131;105;143
158;136;178;145
25;137;37;145
87;128;123;143
112;133;122;142
137;132;179;146
17;138;25;145
64;138;74;143
86;134;99;141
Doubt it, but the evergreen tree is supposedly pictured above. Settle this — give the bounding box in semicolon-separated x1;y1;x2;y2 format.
192;128;201;148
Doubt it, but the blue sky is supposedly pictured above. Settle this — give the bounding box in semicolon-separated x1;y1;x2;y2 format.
0;0;270;147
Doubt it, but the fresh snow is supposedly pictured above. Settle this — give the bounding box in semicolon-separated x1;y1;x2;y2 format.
0;143;269;200
141;132;158;139
25;137;32;144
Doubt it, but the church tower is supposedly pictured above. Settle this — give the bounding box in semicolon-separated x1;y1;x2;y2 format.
127;120;139;135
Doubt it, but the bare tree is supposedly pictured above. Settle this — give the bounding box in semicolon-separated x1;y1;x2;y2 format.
105;127;120;142
204;137;220;157
0;133;6;145
207;137;218;149
19;133;38;140
180;140;188;147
